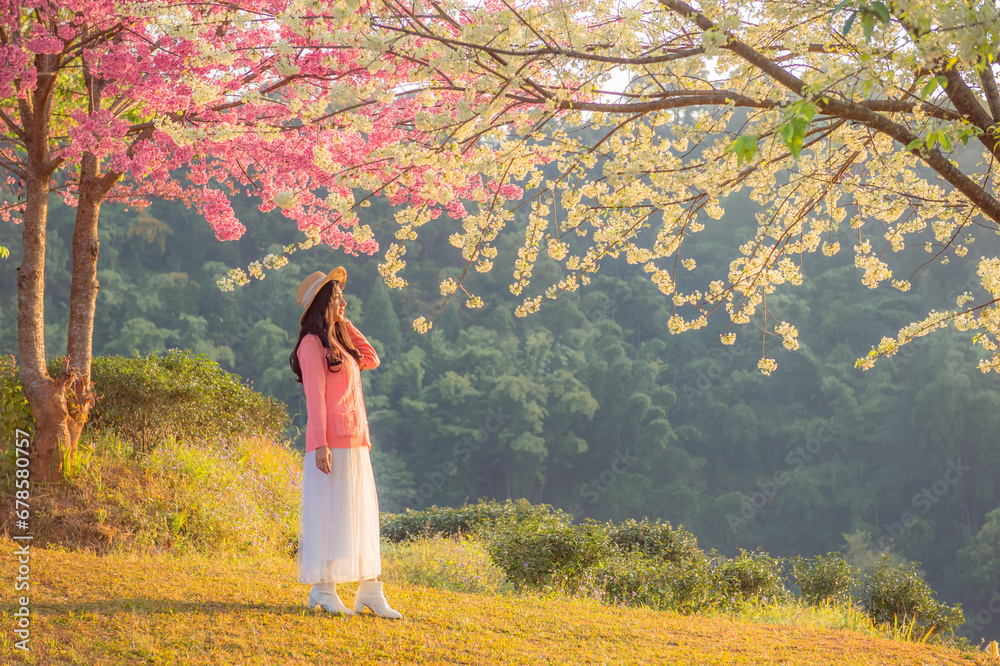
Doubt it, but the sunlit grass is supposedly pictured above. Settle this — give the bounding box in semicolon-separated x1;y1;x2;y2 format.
3;431;993;664
17;430;302;557
715;596;945;643
1;534;993;666
381;535;513;596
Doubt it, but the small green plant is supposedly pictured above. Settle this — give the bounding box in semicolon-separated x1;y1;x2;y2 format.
59;435;95;482
607;517;702;565
859;555;964;635
380;498;572;543
588;551;720;613
486;515;609;592
0;355;33;437
714;548;790;610
792;551;859;605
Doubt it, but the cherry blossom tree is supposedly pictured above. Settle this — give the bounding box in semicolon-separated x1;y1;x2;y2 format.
355;0;1000;376
1;0;518;480
11;0;1000;480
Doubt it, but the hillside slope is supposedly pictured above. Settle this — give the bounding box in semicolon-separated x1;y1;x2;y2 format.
0;536;992;665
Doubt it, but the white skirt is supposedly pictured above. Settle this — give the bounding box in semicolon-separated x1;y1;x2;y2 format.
297;446;382;584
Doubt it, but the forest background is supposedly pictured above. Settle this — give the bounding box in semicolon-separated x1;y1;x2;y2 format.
4;132;1000;638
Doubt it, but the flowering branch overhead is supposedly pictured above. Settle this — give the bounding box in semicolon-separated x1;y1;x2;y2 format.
354;0;1000;373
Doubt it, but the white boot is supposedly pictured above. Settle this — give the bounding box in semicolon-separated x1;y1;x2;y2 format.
308;582;355;616
354;580;402;619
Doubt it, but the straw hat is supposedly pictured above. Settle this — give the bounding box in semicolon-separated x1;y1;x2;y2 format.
297;266;346;325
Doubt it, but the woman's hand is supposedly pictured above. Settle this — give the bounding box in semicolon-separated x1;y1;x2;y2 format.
316;445;332;474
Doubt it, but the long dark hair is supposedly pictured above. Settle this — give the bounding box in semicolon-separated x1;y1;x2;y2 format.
289;280;363;384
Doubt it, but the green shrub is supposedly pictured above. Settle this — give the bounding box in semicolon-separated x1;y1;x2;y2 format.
588;551;674;609
607;517;703;565
714;548;790;609
860;556;964;634
380;498;572;543
0;355;33;437
589;551;719;613
792;552;858;605
87;350;288;453
486;515;610;592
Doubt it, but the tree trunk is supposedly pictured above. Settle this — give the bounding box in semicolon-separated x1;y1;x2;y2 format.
63;155;120;455
15;52;71;483
17;169;66;483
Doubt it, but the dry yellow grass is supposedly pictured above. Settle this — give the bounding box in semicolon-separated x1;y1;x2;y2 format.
0;534;994;665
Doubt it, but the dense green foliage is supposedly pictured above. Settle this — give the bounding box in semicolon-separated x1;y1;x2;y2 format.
0;356;31;441
607;517;703;564
3;176;1000;638
792;552;860;605
87;350;288;453
861;557;965;635
380;497;570;543
382;501;963;636
0;350;288;454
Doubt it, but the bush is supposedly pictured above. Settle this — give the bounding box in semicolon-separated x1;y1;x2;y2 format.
0;355;33;437
860;556;964;634
589;551;720;613
380;498;572;543
792;552;858;605
607;517;703;565
714;548;790;609
486;515;610;592
87;350;288;453
588;551;675;609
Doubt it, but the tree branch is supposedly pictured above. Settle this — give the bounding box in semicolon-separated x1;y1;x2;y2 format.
980;67;1000;121
656;0;1000;226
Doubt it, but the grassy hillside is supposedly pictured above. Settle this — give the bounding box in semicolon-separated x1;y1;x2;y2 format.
1;355;995;665
0;535;995;665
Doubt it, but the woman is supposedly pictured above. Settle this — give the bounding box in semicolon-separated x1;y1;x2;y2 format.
290;266;401;619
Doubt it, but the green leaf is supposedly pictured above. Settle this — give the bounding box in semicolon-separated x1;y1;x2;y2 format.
726;134;759;166
870;1;891;24
906;139;923;152
920;78;940;100
861;12;875;41
781;122;795;144
842;11;858;36
781;118;806;158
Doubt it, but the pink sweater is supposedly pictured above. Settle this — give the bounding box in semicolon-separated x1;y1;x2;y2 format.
297;320;380;452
